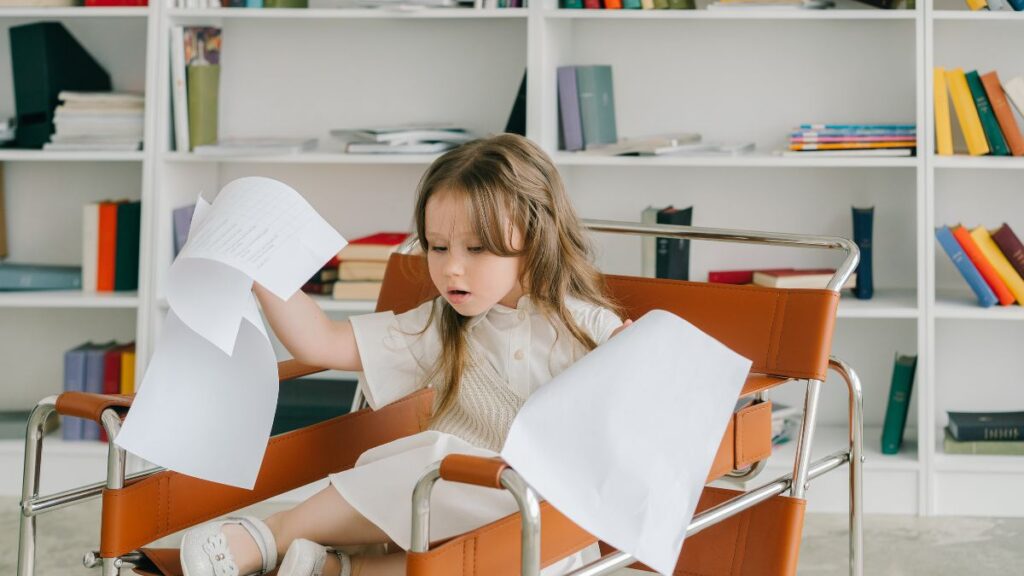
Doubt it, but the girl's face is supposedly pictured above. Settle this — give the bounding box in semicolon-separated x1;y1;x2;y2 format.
424;190;524;317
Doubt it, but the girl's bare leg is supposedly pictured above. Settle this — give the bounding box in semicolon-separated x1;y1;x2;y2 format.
221;485;390;574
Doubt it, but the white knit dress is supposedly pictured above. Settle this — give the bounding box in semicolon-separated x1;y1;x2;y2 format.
329;295;623;574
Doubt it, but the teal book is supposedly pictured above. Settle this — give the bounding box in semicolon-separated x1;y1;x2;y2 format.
114;201;141;292
622;0;642;6
880;353;918;454
576;65;617;150
965;70;1010;156
561;0;584;6
0;262;82;291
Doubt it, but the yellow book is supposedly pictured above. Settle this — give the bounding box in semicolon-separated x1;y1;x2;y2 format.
970;226;1024;305
121;350;136;395
945;68;990;156
965;0;987;10
934;67;953;156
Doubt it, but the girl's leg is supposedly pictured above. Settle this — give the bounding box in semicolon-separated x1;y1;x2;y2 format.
221;485;390;574
323;551;405;576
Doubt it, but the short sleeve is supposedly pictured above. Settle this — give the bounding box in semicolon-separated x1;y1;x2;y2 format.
350;299;441;410
567;297;624;345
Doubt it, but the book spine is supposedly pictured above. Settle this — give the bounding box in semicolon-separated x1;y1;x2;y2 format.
880;354;917;455
707;270;755;284
97;202;119;292
970;226;1024;304
667;207;692;281
114;201;141;291
604;0;623;7
934;226;997;307
951;225;1014;306
187;64;220;150
1007;0;1023;9
82;203;99;292
655;209;671;279
946;68;990;156
851;206;873;299
170;27;190;152
0;265;82;290
622;0;642;7
62;348;87;441
790;142;914;151
951;424;1024;442
991;223;1024;281
934;67;953;156
576;65;617;149
965;70;1010;156
980;71;1024;157
557;66;584;151
798;124;916;130
944;434;1024;456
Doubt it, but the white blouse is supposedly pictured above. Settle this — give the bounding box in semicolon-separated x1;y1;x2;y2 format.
350;294;624;411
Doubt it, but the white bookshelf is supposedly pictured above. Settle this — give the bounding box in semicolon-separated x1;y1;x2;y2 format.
1;0;1022;521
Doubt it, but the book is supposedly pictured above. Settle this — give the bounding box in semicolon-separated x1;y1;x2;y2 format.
880;353;918;454
82;203;99;292
769;402;802;446
655;206;692;281
789;142;915;151
185;27;221;151
980;71;1024;157
780;148;914;157
851;206;873;300
505;70;527;137
640;206;658;277
301;281;334;296
707;268;795;285
576;65;617;150
337;232;408;261
752;268;855;289
173;203;196;258
193;137;318;156
945;68;990;156
339;260;387;281
791;135;916;143
332;280;383;301
947;411;1024;442
97;201;120;292
99;343;132;442
0;263;82;291
170;26;189;152
797;123;916;131
934;226;997;307
82;341;117;440
965;70;1009;156
969;226;1024;305
582;133;703;156
561;0;584;7
335;127;471;146
62;342;94;441
557;66;584;152
1005;77;1024;118
114;200;141;291
950;225;1014;306
121;348;136;395
934;67;953;156
991;223;1024;281
345;141;456;154
943;428;1024;455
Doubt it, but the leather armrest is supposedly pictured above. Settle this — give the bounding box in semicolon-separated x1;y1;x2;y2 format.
55;392;134;423
439;454;508;489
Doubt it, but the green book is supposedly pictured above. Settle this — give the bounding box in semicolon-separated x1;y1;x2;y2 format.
880;353;917;455
263;0;308;6
667;0;694;7
965;70;1010;156
113;201;141;292
653;0;670;8
944;428;1024;456
576;65;617;150
187;64;220;151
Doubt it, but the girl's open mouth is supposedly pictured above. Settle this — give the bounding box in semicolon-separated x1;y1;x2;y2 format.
447;290;471;303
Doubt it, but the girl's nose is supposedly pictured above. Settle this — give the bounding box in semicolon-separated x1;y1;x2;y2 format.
443;254;464;277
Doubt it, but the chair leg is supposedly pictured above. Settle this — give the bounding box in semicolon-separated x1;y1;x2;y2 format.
18;397;58;576
790;379;823;499
830;357;864;576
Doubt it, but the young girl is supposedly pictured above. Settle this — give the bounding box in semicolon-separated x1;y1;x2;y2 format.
180;134;631;576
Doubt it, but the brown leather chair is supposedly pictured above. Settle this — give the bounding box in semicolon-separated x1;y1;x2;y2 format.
16;220;865;576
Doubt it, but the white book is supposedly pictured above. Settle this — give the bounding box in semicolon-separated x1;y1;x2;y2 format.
354;129;474;145
82;204;99;292
57;91;145;105
170;26;190;153
780;148;913;157
1005;77;1024;119
345;141;456;154
193;137;319;156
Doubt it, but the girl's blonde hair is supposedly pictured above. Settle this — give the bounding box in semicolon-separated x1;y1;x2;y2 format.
412;133;621;421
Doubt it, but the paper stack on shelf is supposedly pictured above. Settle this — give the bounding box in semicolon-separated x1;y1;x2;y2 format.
331;124;473;154
193;137;318;157
43;92;145;152
783;123;916;157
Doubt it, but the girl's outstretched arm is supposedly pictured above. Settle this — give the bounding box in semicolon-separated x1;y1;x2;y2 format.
253;282;363;372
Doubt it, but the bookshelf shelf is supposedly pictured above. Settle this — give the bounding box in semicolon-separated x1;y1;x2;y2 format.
552;151;921;168
932;10;1024;21
546;7;916;20
162;151;440;165
933;434;1024;474
0;291;139;309
165;7;529;20
931;155;1024;170
765;425;920;473
0;6;150;18
933;292;1024;321
837;288;918;319
0;149;145;162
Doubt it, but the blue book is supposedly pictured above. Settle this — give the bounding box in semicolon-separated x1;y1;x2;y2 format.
935;226;997;307
557;66;583;152
0;263;82;291
62;343;94;441
852;206;873;299
1008;0;1023;10
172;203;197;258
798;123;916;131
81;342;117;441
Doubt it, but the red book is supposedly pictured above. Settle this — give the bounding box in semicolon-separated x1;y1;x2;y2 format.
85;0;148;5
583;0;601;7
98;343;132;442
991;223;1024;281
96;202;120;292
337;232;409;262
707;268;794;285
952;225;1014;306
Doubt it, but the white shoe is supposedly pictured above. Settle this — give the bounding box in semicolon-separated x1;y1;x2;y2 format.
180;515;278;576
278;538;351;576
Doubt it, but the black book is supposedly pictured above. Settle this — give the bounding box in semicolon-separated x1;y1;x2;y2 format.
655;205;693;281
10;23;111;149
947;411;1024;442
504;70;527;136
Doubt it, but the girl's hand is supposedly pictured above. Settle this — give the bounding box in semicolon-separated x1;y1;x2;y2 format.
610;319;632;339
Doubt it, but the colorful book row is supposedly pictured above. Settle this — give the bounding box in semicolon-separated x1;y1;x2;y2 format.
934;68;1024;157
935;223;1024;307
83;200;141;292
63;341;135;442
561;0;694;8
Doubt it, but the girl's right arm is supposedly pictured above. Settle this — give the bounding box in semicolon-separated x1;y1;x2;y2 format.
252;282;363;372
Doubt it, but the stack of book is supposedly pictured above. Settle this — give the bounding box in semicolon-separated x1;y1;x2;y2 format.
44;92;145;152
300;257;341;296
560;0;692;8
934;223;1024;307
332;232;409;300
769;402;802;446
934;69;1024;157
62;341;135;442
785;123;916;157
330;125;474;155
945;411;1024;456
83;200;142;292
708;267;855;289
707;0;834;9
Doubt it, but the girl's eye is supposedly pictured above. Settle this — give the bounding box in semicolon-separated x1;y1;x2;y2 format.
430;246;448;253
467;246;484;254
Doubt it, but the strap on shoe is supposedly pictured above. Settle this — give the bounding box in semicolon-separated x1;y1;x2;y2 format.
333;550;351;576
228;516;278;575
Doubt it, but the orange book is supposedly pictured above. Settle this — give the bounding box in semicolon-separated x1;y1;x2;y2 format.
951;225;1014;306
96;201;120;292
981;71;1024;157
604;0;623;6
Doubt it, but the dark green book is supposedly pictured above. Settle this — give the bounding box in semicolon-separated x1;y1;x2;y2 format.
880;353;918;455
560;0;584;7
271;378;357;436
114;201;141;292
575;65;617;150
965;70;1010;156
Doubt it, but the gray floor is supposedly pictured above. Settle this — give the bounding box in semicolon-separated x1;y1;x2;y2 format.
2;496;1023;575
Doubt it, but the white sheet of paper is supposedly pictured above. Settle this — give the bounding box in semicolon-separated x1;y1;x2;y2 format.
500;310;752;576
114;310;278;489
